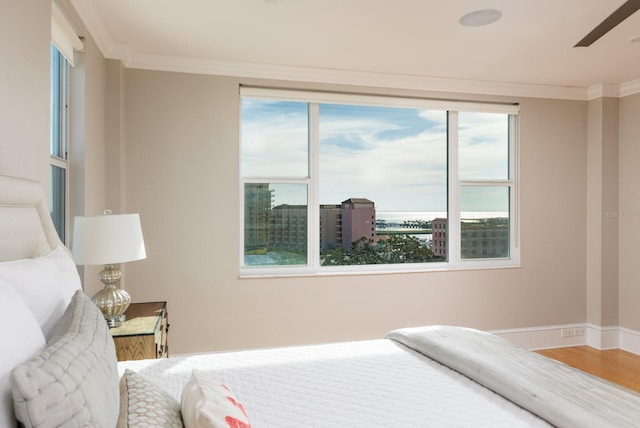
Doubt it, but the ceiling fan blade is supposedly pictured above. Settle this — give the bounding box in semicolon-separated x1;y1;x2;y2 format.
574;0;640;47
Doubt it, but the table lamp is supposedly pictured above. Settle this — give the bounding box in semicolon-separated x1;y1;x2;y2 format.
72;211;146;327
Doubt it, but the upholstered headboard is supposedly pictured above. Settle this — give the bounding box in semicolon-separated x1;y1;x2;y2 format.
0;175;65;262
0;176;118;428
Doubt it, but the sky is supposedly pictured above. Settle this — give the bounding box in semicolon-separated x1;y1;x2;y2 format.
241;98;510;213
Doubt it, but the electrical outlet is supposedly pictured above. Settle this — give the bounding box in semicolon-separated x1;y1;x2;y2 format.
561;328;574;338
573;327;585;336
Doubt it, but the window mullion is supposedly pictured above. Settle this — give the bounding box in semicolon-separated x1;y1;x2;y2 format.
509;114;520;252
448;111;460;266
50;155;67;169
458;180;512;186
308;103;320;270
61;57;69;160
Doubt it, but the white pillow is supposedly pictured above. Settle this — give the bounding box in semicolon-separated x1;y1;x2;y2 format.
0;280;46;428
11;290;119;428
181;370;251;428
0;246;81;339
117;369;183;428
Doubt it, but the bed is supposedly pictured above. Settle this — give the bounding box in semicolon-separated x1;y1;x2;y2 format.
2;174;640;428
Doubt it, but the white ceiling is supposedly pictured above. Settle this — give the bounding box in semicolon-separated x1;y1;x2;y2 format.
68;0;640;99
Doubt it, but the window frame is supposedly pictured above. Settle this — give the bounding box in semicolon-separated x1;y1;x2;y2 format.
239;87;520;277
50;45;70;244
449;111;520;268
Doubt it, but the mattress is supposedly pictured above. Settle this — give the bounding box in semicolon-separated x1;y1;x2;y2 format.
118;339;552;427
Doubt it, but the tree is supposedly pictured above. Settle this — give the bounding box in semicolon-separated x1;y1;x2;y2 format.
322;237;380;266
321;235;434;266
378;235;434;263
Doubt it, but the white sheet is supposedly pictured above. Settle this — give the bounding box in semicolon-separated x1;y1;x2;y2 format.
119;339;552;427
388;325;640;428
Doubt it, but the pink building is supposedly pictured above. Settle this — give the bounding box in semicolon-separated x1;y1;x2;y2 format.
340;198;375;250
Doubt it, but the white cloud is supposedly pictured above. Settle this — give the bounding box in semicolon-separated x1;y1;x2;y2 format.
459;112;509;180
241;112;308;177
319;116;447;211
241;101;509;212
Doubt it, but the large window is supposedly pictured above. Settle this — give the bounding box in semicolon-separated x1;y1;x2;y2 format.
240;88;519;275
50;45;69;243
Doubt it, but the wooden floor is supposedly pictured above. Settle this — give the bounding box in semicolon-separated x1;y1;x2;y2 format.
536;346;640;393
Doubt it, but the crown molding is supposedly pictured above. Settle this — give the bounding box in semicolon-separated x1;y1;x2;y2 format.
71;0;640;101
128;52;589;101
587;83;621;100
621;79;640;98
586;80;640;100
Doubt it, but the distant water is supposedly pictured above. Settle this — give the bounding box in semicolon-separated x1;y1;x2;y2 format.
377;212;444;222
376;212;508;244
377;211;508;223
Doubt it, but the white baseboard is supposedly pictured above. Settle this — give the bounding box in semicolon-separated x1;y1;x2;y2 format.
585;324;620;350
619;327;640;354
491;324;640;355
172;325;640;357
490;324;587;350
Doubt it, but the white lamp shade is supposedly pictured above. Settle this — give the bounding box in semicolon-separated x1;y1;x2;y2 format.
72;213;146;265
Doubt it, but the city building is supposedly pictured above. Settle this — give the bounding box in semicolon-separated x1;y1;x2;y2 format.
244;188;374;255
340;198;376;250
244;183;273;251
460;218;509;259
320;204;342;253
431;217;509;259
432;218;447;258
269;204;308;254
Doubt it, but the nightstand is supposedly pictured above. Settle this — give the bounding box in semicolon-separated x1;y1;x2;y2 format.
110;302;169;361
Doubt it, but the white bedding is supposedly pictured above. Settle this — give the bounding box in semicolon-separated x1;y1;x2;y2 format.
119;339;552;427
389;325;640;428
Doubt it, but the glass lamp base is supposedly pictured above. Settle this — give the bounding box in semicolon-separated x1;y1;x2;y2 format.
105;313;127;328
91;266;131;328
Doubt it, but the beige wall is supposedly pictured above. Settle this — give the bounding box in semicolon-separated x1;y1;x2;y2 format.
68;34;109;296
0;0;109;293
119;69;589;354
586;97;620;333
0;0;51;186
619;93;640;332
